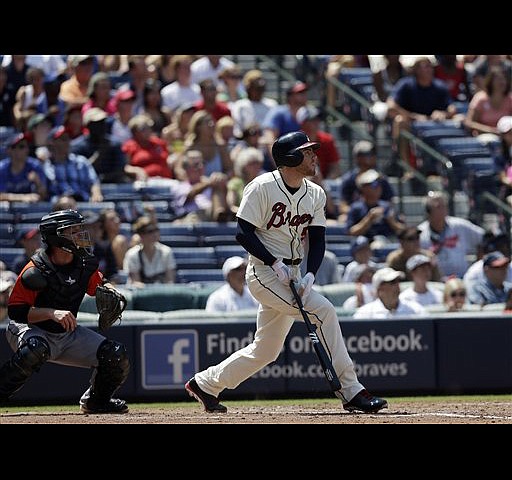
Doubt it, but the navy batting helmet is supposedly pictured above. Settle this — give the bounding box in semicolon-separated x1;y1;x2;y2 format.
39;209;93;258
272;131;320;167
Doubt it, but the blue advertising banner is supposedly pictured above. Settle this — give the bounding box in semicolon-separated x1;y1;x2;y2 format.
436;317;512;391
136;319;436;398
284;319;436;394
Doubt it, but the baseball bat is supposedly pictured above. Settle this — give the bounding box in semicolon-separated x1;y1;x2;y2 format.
289;280;341;392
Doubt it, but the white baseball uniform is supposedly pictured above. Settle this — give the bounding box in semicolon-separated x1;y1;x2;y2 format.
195;170;364;403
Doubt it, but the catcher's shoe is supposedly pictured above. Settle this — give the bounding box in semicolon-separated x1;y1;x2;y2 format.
343;389;388;413
80;397;129;414
185;378;227;413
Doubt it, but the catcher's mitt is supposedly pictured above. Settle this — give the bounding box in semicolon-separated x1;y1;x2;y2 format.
95;284;127;331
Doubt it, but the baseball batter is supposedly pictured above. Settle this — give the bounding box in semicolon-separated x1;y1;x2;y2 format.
0;210;130;413
186;131;388;414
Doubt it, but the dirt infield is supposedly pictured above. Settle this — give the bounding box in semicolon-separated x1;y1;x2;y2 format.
1;399;511;423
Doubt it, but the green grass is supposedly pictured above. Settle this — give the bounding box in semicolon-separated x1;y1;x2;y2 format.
1;394;510;414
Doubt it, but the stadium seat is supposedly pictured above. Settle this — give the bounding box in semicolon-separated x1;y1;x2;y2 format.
176;269;225;284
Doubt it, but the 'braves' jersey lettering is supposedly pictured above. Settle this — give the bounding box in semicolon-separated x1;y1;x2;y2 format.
267;202;313;230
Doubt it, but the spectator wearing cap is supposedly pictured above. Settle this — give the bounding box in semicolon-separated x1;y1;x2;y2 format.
386;226;442;281
339;140;395;222
116;55;150;113
399;254;443;307
296;105;341;179
418;191;484;279
123;216;176;287
205;256;258;313
342;236;379;282
160;55;201;113
496;115;512;205
464;231;512;286
0;132;48;203
59;55;95;106
82;210;118;282
262;81;308;147
13;67;49;130
231;69;277;138
217;65;246;108
42;125;103;203
25;112;53;160
466;251;512;306
110;89;136;144
194;78;231;122
346;169;405;242
342;264;378;310
122;114;172;181
464;66;512;136
190;55;235;87
353;267;425;319
11;227;42;275
81;72;116;117
71;107;129;183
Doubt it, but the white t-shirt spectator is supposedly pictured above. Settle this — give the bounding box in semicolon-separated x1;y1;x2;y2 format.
353;297;426;319
205;284;258;312
123;242;176;282
399;286;443;307
191;56;235;86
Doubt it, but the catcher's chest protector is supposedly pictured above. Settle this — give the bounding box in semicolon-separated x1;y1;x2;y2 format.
30;251;99;315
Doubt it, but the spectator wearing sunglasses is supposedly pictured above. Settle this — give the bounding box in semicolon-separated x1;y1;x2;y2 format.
443;278;468;312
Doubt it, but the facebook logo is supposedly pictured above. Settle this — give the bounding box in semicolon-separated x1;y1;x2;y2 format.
142;330;198;389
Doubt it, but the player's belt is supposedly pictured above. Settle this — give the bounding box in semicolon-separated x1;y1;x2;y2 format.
283;258;302;266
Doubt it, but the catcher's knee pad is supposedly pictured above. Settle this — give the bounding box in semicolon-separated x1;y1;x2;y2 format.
97;339;130;378
0;336;50;399
14;337;51;374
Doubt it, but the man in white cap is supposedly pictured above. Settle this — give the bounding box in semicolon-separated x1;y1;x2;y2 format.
399;254;443;307
205;256;258;312
353;267;425;318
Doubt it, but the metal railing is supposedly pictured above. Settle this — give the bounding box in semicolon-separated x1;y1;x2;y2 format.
481;191;512;237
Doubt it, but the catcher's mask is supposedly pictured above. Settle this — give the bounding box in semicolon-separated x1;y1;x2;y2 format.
39;209;93;258
272;131;320;168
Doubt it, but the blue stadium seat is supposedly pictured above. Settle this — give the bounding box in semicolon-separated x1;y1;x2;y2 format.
0;247;24;270
160;235;200;248
172;246;217;269
0;224;17;247
214;245;247;266
176;269;225;284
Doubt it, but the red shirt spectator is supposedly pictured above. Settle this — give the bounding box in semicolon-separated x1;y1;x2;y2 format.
123;115;172;178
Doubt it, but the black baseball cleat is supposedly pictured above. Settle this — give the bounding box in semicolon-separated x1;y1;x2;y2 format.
343;389;388;413
185;377;227;413
80;397;129;414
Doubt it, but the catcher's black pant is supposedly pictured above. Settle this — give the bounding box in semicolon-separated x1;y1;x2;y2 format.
1;321;129;402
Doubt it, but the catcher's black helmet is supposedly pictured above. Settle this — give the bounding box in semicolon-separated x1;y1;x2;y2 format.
39;209;93;257
271;131;320;168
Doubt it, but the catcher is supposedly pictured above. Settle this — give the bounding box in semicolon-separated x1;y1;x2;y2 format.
0;209;130;414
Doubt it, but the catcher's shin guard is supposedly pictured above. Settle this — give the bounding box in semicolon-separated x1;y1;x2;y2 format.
83;339;130;404
0;337;50;401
